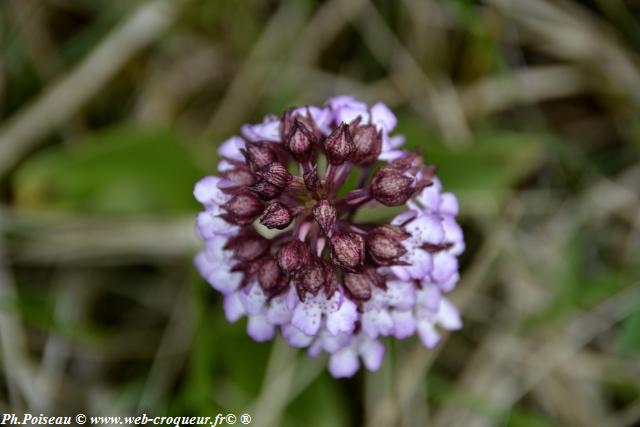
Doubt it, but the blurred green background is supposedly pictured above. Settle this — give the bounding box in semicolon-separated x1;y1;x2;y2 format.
1;0;639;426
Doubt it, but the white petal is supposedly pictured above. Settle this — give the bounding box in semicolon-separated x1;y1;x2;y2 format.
325;297;358;335
291;299;322;336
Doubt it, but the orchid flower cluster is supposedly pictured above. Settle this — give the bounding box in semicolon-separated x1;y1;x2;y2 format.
194;96;464;378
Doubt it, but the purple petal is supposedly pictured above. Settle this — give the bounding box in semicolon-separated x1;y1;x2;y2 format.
295;106;333;135
326;95;360;110
439;192;459;216
218;136;246;161
437;298;462;330
391;310;416;339
266;295;292;325
431;252;458;284
241;116;281;142
194;251;242;294
285;286;299;311
415;182;442;211
193;176;229;207
320;332;352;353
378;149;406;161
247;315;275;342
361;309;394;339
370;102;397;132
281;324;314;348
406;213;445;245
417;321;441;348
239;282;266;316
397;248;433;280
441;216;465;255
439;272;460;293
417;283;442;312
196;211;238;239
391;210;418;227
223;292;245;323
385;280;416;310
329;347;360;378
359;338;385;371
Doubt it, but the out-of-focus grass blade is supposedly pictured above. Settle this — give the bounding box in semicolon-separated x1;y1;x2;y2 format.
397;119;547;209
13;126;204;215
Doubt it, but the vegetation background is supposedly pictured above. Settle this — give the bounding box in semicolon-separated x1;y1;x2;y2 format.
1;0;639;426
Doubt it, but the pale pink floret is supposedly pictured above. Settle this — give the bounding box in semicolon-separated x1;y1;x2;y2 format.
194;96;465;378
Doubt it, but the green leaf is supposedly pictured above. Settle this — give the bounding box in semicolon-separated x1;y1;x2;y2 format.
13;126;204;215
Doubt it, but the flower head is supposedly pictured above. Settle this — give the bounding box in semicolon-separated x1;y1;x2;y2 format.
194;96;464;377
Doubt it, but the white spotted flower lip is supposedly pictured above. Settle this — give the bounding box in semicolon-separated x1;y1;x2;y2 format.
193;95;464;378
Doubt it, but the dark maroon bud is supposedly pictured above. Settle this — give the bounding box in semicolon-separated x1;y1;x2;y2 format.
320;260;338;297
286;120;315;162
258;257;285;291
343;271;373;301
255;162;292;188
281;109;297;142
312;200;337;236
221;192;264;225
223;167;255;187
296;259;325;296
242;142;277;169
248;179;283;201
350;124;382;165
277;240;310;275
389;153;422;173
260;202;293;230
370;167;415;206
303;166;321;193
364;266;386;289
366;225;409;266
329;232;365;272
225;234;270;262
323;123;354;165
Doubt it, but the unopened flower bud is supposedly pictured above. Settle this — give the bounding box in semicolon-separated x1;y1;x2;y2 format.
223;166;255;187
320;260;338;297
286;120;315;162
256;162;292;188
258;257;285;292
329;232;365;272
350;124;382;165
367;225;409;265
296;258;325;297
277;240;310;274
370;167;415;206
282;109;321;142
303;166;321;193
248;179;283;201
323;123;354;165
221;192;264;225
225;234;270;262
312;200;336;235
343;271;373;301
242;142;277;169
260;201;293;230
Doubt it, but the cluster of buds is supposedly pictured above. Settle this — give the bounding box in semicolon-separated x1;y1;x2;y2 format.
194;96;464;377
